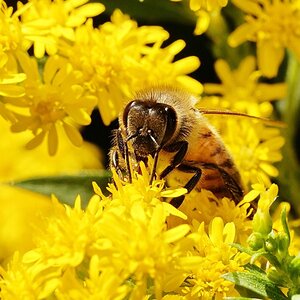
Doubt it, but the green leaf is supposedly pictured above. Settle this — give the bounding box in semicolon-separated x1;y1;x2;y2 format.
11;170;112;207
231;243;255;256
223;266;288;300
225;297;262;300
281;208;290;245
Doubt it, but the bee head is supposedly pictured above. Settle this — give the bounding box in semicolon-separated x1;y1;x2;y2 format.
123;100;177;157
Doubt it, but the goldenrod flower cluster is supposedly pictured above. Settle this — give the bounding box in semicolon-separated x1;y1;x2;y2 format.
0;0;201;154
2;164;298;299
0;0;299;299
0;166;251;299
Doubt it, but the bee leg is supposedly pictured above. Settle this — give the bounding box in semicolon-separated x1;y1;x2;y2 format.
160;141;188;179
116;129;133;183
110;149;124;181
169;164;202;208
160;141;202;208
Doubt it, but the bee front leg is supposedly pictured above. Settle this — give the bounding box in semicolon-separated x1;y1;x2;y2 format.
110;129;132;183
116;128;133;183
110;149;125;181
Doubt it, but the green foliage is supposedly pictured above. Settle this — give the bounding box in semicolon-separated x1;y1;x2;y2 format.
225;209;300;299
11;170;111;207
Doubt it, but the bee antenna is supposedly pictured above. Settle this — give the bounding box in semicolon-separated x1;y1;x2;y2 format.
199;108;287;128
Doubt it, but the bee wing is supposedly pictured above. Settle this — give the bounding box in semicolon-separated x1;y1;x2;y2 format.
217;168;244;203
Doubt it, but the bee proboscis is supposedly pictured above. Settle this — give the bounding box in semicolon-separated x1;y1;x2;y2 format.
109;86;282;208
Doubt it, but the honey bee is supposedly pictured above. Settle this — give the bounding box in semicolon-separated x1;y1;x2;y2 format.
109;86;258;208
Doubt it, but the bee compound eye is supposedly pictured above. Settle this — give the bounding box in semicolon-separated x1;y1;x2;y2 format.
123;100;144;127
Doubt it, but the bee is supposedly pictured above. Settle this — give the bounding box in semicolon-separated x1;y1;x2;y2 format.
109;86;264;208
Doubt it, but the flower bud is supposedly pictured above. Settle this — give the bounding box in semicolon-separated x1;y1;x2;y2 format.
247;232;264;250
265;235;277;253
252;210;272;235
278;232;290;254
290;255;300;274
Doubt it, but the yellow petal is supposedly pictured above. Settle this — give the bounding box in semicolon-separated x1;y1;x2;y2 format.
63;122;83;147
214;59;234;86
243;189;260;203
176;76;203;95
34;40;46;59
66;3;105;27
162;202;187;219
259;162;279;177
235;56;256;80
228;23;257;47
173;56;200;74
44;56;67;85
223;222;236;244
48;124;58;156
0;85;25;97
166;40;186;56
256;83;287;101
204;83;224;94
190;0;201;11
97;98;116;126
0;73;26;84
257;40;284;78
26;131;46;149
67;108;91;125
161;188;187;198
194;10;210;35
209;217;224;245
163;224;190;243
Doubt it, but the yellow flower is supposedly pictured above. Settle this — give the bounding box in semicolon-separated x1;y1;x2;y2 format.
94;201;190;298
0;116;103;182
228;0;300;78
61;9;202;125
0;162;255;299
171;0;228;35
22;195;105;269
169;189;252;245
245;183;278;235
18;0;105;58
136;39;202;95
180;218;249;299
6;52;97;155
244;183;279;212
56;261;130;300
0;252;61;300
0;171;190;299
94;160;188;220
202;56;286;117
0;114;103;262
0;0;27;119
